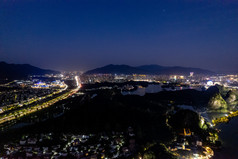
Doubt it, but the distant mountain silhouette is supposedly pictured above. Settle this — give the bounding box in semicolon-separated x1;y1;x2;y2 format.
85;64;145;75
0;62;59;80
85;64;214;75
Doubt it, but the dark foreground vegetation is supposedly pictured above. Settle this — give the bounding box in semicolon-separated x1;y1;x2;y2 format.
0;83;225;158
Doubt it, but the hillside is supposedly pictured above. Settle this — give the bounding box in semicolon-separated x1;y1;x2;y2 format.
84;64;214;75
0;62;59;80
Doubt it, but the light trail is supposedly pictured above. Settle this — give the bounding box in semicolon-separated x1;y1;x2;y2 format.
75;75;81;89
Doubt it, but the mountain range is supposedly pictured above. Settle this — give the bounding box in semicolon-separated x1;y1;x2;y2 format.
84;64;214;75
0;62;59;80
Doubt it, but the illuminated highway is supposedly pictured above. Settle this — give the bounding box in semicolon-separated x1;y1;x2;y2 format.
0;76;81;125
0;85;67;114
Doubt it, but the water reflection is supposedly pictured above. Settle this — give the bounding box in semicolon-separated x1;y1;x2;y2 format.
214;117;238;159
121;84;202;96
200;112;238;159
121;84;162;96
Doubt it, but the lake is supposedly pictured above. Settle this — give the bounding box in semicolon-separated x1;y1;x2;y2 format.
214;117;238;159
121;84;202;96
121;84;163;96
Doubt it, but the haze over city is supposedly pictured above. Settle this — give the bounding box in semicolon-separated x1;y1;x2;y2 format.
0;0;238;73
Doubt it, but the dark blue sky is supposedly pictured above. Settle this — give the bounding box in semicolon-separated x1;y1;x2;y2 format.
0;0;238;72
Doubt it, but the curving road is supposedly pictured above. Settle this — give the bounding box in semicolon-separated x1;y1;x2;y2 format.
0;76;81;125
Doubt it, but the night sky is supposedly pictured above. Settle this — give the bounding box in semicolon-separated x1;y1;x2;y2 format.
0;0;238;73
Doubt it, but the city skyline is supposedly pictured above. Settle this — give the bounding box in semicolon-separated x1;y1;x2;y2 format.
0;0;238;73
1;1;238;157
